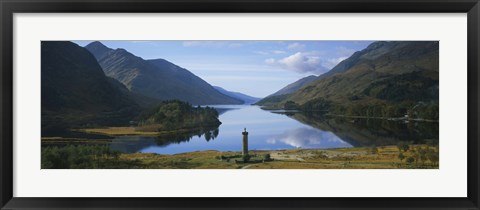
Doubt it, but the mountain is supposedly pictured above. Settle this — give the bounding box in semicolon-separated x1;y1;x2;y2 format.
261;41;439;119
213;86;260;104
83;41;112;60
255;75;317;105
85;42;242;105
269;75;318;96
41;41;142;133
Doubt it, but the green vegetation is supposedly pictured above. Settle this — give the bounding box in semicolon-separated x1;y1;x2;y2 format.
301;98;331;112
363;71;438;103
263;154;272;161
41;144;439;169
397;141;411;152
266;75;318;97
257;42;439;122
42;145;123;169
292;97;438;121
255;94;290;108
136;100;221;132
284;101;299;110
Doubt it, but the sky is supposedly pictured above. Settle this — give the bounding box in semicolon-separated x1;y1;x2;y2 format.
73;40;374;98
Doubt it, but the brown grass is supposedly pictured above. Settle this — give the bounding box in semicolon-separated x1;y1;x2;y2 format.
76;127;161;136
113;145;438;169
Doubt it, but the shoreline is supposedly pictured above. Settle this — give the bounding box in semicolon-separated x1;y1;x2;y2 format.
260;107;439;123
74;126;217;137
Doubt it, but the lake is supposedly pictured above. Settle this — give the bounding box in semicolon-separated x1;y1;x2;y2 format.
108;105;439;154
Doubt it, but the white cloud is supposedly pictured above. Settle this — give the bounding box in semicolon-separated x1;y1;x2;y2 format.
254;51;269;55
267;127;351;149
254;50;286;55
264;58;276;65
324;56;348;69
287;42;305;50
336;46;356;57
265;52;329;74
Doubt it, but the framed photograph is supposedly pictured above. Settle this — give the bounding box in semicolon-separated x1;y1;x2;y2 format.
1;0;479;209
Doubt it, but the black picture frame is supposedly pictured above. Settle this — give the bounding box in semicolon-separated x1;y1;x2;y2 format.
1;0;479;209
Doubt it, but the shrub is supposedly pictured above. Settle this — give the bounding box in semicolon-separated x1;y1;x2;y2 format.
397;142;410;152
398;153;405;162
263;154;272;161
406;157;415;164
242;155;251;163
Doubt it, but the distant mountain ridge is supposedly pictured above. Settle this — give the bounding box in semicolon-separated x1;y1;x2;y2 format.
270;75;318;96
255;75;318;105
213;86;260;104
85;41;242;105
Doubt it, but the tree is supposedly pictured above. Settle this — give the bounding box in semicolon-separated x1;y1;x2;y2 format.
418;148;428;165
301;98;331;111
398;153;405;162
397;142;410;152
263;154;272;161
412;150;420;165
406;157;415;164
284;101;299;110
242;155;251;163
426;149;439;166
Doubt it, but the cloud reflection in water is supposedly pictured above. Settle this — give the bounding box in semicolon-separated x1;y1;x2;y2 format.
267;127;352;149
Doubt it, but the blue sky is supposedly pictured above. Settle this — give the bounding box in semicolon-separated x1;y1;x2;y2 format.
73;40;373;98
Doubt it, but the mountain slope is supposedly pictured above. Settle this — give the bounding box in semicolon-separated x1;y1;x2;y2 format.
213;86;260;104
265;41;439;119
271;75;318;96
290;41;438;103
83;41;112;60
256;75;317;105
85;42;242;105
41;41;141;132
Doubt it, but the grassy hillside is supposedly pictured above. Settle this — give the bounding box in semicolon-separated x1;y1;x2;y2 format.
256;75;317;106
270;75;318;96
263;41;439;120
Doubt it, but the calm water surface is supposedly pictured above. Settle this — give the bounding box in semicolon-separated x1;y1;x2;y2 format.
109;105;439;154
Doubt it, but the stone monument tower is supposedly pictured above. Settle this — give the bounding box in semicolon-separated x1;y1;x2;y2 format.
242;128;248;156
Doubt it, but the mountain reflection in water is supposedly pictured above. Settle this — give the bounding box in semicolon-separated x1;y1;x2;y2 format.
102;105;438;154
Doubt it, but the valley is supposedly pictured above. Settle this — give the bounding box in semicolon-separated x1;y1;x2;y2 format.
41;40;439;169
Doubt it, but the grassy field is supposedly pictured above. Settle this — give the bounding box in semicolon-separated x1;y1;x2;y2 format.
75;127;160;136
72;145;437;169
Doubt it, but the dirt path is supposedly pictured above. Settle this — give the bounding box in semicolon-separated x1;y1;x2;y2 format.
241;164;258;169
